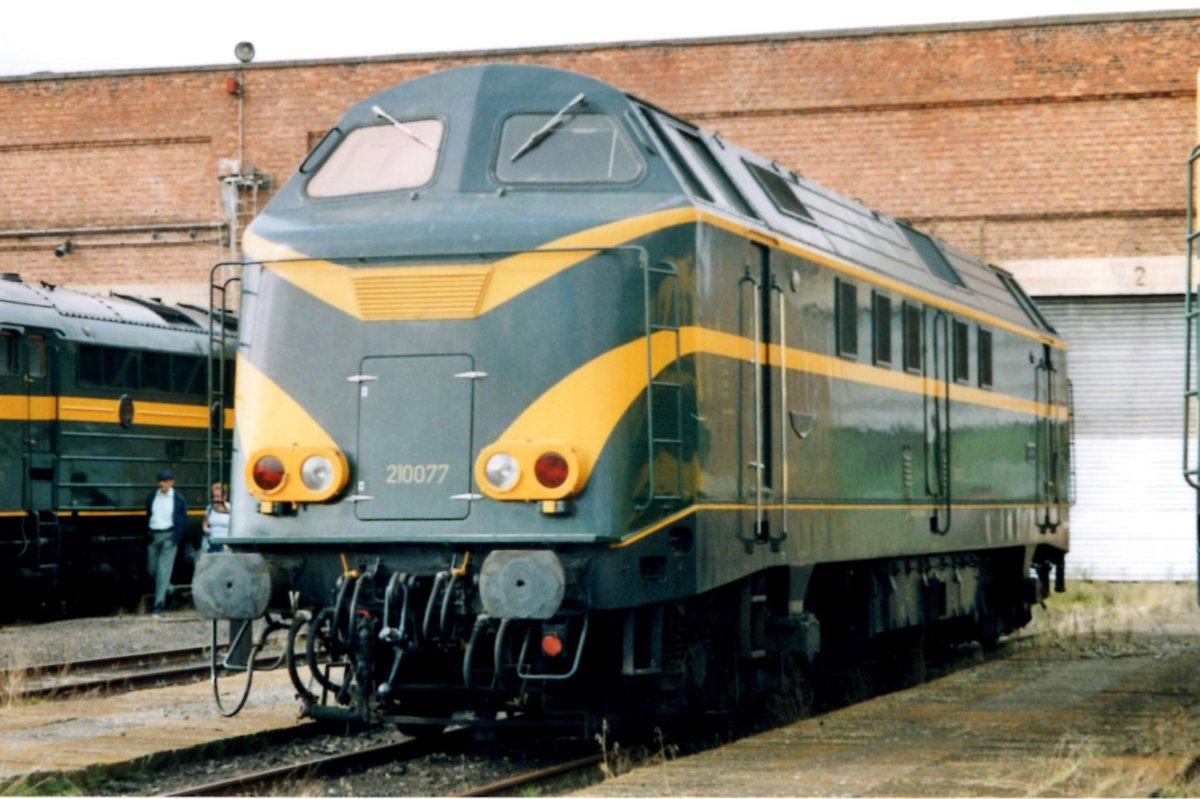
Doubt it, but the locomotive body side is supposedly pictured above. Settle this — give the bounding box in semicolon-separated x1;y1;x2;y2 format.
202;64;1068;730
0;279;227;615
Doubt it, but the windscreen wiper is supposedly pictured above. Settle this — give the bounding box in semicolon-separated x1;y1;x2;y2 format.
371;104;436;150
509;92;587;163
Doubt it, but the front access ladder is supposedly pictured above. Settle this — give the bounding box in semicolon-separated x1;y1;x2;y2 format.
207;262;242;492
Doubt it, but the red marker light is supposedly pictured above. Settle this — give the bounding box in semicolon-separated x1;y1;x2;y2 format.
541;633;565;657
534;452;569;489
252;455;285;491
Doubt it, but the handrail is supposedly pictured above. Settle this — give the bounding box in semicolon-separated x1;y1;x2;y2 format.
207;261;243;492
772;278;789;551
1184;145;1200;489
740;265;765;548
929;310;952;535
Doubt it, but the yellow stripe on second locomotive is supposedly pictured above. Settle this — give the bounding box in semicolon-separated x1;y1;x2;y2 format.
0;395;225;428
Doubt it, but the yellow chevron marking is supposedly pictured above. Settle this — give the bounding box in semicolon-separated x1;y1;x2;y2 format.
246;208;1063;349
498;325;1067;489
234;353;339;457
246;208;699;322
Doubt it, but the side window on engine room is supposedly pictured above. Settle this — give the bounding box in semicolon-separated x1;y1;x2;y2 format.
902;302;923;373
872;292;893;367
953;319;970;383
978;327;994;388
835;279;858;359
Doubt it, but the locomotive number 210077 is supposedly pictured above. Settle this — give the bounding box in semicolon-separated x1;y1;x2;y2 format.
385;463;450;485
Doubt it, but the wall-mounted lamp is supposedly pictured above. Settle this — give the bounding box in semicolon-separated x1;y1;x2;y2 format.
54;241;74;258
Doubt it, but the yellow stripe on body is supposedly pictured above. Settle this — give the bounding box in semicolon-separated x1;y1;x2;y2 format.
245;208;1063;349
0;395;223;428
0;395;55;420
234;353;339;457
499;325;1068;487
612;500;1070;549
0;509;203;517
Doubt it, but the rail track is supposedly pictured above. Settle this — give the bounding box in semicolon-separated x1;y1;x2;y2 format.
1;645;221;701
1;643;288;702
163;734;462;797
161;727;606;798
454;753;607;796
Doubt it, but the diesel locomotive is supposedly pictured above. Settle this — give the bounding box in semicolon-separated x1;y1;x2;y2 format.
196;64;1070;732
0;276;233;616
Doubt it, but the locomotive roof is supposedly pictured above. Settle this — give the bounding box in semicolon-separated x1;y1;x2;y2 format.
0;277;213;352
249;63;1055;341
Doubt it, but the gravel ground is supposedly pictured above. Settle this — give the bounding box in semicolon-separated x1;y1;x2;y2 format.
1;607;605;796
0;608;214;670
6;583;1199;796
90;726;596;797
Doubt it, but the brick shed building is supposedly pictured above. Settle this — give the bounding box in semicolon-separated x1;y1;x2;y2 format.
1;10;1195;578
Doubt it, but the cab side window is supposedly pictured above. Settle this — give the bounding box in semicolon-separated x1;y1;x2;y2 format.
1;330;18;376
27;333;46;378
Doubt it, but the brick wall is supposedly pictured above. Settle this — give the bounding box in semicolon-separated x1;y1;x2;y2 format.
0;12;1195;301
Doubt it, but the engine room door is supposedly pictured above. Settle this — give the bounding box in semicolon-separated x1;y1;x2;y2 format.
1035;343;1064;531
20;331;53;510
738;242;787;547
355;354;475;521
926;311;952;534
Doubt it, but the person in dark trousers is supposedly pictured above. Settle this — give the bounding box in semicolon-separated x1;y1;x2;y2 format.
145;469;187;614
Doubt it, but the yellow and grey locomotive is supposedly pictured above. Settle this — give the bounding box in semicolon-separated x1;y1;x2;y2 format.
196;64;1069;731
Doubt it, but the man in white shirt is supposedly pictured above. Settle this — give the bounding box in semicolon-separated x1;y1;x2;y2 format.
145;469;187;614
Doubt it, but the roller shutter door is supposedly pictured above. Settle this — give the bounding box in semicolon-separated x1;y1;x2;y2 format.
1037;296;1193;581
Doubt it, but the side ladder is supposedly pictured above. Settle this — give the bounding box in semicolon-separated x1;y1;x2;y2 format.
639;257;685;509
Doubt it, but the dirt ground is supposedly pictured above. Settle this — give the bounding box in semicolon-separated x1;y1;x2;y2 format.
578;582;1200;797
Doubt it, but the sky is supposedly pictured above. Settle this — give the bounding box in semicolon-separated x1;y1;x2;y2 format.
3;1;1199;77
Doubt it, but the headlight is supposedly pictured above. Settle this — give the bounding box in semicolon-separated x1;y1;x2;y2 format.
300;455;335;492
475;441;583;501
245;447;348;503
484;452;520;491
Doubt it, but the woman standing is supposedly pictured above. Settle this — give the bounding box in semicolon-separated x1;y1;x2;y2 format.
201;483;231;555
